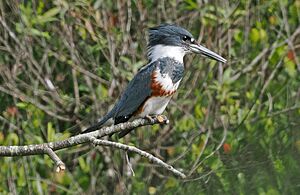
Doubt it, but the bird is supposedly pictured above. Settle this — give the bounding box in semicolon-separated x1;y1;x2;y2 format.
81;24;226;137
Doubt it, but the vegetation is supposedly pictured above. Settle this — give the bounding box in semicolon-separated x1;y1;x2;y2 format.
0;0;299;194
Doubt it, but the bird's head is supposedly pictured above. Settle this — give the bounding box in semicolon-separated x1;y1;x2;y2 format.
147;24;227;63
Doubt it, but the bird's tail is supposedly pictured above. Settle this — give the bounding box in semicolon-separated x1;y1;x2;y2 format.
80;109;115;134
118;128;135;138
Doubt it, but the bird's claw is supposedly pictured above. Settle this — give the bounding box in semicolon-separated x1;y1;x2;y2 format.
145;115;155;123
156;115;165;123
145;115;169;124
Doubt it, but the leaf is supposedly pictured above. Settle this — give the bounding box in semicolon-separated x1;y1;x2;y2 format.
5;133;19;145
266;188;280;195
120;56;132;65
78;157;90;173
148;187;156;195
16;102;28;109
184;0;198;10
223;68;232;84
259;29;267;41
79;84;90;93
78;26;87;40
284;56;296;77
164;177;178;189
47;122;55;142
33;118;41;128
233;29;243;44
237;172;245;184
41;7;60;19
29;28;50;39
250;28;260;43
194;104;204;119
273;159;285;174
34;7;60;25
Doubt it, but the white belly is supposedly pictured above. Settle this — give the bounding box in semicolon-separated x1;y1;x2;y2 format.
135;68;182;117
137;96;172;117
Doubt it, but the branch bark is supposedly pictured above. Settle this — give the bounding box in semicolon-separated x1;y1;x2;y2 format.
0;116;186;178
91;138;186;179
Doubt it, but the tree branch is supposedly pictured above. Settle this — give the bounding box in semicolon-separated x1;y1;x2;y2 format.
0;116;186;178
44;147;66;173
91;138;186;179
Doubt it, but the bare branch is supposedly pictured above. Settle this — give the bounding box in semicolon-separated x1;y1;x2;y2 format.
0;116;185;178
44;147;65;173
91;138;186;179
0;117;166;155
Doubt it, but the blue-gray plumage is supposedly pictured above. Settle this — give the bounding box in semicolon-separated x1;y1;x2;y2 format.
81;24;227;137
148;24;193;48
158;57;184;83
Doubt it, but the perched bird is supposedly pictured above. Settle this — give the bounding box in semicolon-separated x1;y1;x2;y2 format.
81;24;226;137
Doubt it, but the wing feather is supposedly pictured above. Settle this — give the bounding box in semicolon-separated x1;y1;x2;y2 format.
113;61;157;119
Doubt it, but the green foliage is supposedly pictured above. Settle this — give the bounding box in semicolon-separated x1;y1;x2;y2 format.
0;0;299;194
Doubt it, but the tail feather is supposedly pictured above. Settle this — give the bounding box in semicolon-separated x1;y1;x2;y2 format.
81;107;137;137
80;111;114;134
118;128;135;138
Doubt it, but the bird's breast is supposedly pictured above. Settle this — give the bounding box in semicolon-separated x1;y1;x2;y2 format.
134;69;182;117
151;69;181;96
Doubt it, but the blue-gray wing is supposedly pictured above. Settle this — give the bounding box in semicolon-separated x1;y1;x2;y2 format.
113;62;157;121
81;61;157;134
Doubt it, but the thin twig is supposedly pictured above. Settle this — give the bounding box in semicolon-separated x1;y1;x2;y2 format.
91;138;186;179
125;151;135;176
44;147;65;172
188;117;228;176
188;128;212;176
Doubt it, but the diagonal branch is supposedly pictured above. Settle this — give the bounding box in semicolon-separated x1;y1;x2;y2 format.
91;138;186;179
0;116;185;178
0;117;167;156
44;147;66;173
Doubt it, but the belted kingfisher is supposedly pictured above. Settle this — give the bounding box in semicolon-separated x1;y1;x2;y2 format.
82;24;226;137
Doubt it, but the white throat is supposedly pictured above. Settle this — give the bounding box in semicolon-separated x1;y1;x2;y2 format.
148;45;186;63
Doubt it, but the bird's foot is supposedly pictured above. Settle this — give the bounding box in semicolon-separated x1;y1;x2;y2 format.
145;115;155;123
156;115;166;123
145;115;169;124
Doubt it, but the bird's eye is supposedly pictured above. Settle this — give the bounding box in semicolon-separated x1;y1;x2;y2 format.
182;36;190;42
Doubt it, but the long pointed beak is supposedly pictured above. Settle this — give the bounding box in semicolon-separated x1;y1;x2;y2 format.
190;43;227;63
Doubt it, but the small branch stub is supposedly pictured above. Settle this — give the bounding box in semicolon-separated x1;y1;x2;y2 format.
56;163;66;173
44;147;66;173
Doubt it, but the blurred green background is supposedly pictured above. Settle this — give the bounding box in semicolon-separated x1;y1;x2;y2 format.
0;0;299;194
